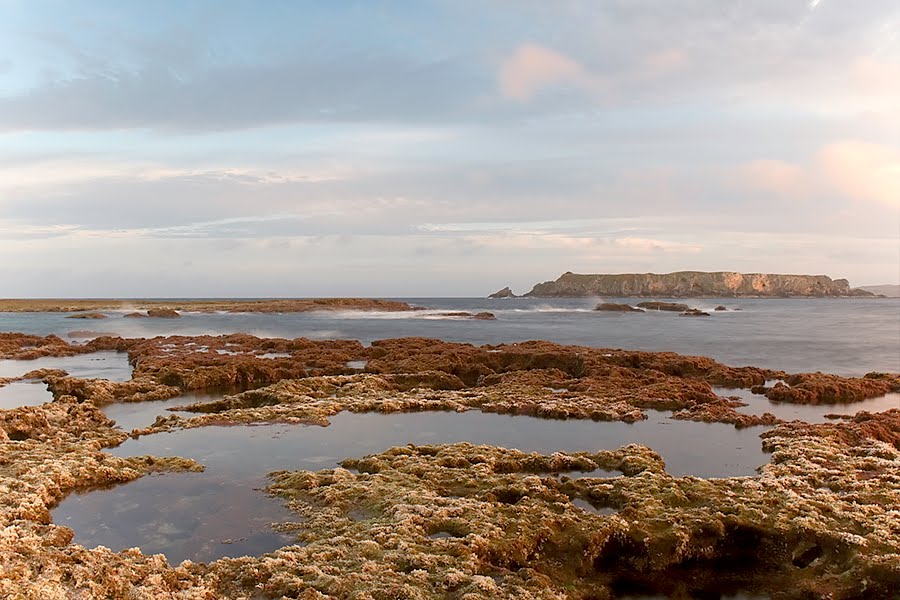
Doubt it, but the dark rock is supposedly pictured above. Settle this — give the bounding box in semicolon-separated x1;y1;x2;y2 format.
681;309;711;317
714;306;727;311
488;287;517;299
594;303;644;312
65;313;108;319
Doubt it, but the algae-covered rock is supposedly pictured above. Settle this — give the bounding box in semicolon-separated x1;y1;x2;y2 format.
0;331;898;598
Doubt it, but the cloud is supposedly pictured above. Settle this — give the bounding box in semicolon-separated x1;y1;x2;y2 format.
498;43;596;102
643;48;689;74
0;54;481;133
737;141;900;208
816;141;900;207
614;237;703;254
737;159;809;197
0;160;344;194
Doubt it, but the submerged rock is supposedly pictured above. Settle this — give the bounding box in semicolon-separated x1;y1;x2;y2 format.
714;305;728;311
67;330;115;339
636;301;691;312
680;308;711;317
433;311;497;320
65;313;108;320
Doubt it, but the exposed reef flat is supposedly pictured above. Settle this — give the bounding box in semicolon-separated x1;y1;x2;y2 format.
0;298;421;313
520;271;875;298
0;333;898;598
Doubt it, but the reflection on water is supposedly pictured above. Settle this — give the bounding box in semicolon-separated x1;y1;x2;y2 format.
0;380;53;410
53;410;771;564
571;498;617;516
0;351;132;381
101;395;212;432
714;387;900;424
54;471;297;564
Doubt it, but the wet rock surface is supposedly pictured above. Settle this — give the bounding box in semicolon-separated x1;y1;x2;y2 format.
0;332;897;598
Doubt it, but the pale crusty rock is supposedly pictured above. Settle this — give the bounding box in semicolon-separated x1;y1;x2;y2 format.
250;412;900;599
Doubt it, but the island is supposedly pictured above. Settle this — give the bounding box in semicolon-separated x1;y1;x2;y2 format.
503;271;875;298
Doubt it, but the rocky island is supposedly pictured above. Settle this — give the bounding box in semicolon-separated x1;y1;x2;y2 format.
504;271;875;298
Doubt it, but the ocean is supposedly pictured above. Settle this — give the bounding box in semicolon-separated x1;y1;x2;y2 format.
2;297;898;375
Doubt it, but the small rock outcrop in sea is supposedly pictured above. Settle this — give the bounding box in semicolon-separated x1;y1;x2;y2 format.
714;305;727;311
65;312;108;319
594;302;644;312
523;271;875;298
636;301;691;312
146;308;181;318
680;308;711;317
488;286;517;299
433;312;497;320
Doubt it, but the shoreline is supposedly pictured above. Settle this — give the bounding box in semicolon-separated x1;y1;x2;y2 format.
0;298;420;314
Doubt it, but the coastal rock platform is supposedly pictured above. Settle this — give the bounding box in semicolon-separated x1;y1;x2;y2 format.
0;333;897;598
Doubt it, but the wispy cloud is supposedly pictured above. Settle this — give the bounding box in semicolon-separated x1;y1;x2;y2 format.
736;140;900;207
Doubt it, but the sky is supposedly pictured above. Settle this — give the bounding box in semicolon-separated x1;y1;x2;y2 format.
0;0;898;297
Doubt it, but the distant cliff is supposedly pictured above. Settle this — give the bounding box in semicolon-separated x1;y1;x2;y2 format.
857;284;900;298
522;271;874;298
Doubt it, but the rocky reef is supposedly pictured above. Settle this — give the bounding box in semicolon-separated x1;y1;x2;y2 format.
522;271;875;298
0;332;898;598
0;298;422;313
